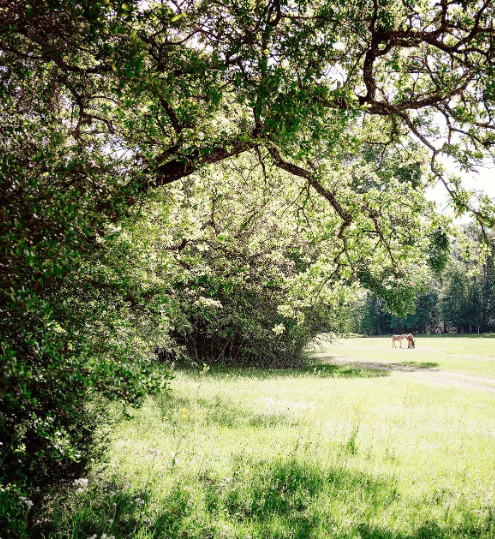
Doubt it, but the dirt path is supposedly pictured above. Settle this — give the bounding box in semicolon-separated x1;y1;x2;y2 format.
408;369;495;392
320;356;495;392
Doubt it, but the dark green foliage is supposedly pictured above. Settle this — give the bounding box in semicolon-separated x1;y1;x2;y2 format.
358;268;424;319
357;146;423;193
163;271;336;368
0;7;172;535
354;226;495;335
427;229;450;275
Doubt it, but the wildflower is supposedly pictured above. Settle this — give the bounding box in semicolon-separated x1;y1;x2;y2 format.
74;478;89;488
272;323;285;336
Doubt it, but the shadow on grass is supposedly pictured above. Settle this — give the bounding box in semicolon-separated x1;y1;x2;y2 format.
42;459;495;539
312;355;439;373
157;391;301;428
399;361;439;369
155;365;388;429
176;362;390;381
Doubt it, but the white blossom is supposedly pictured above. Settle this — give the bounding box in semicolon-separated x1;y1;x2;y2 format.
272;323;285;335
74;478;89;488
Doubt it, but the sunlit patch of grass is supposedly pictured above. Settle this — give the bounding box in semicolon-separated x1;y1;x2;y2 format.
314;336;495;378
44;339;495;538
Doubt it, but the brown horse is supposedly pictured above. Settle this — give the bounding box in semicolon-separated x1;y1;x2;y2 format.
391;334;407;348
405;334;415;348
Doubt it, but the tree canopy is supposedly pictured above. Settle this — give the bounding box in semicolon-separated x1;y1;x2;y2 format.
3;0;495;215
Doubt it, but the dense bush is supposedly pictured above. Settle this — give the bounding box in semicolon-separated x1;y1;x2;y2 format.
0;15;172;537
115;163;355;368
164;260;339;368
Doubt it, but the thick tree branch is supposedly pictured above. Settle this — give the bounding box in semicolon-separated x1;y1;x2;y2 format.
266;146;352;239
155;136;257;187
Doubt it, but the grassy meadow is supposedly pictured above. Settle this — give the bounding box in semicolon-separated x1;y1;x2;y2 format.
44;337;495;539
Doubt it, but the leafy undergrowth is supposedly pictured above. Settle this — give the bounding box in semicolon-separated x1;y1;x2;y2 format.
38;348;495;539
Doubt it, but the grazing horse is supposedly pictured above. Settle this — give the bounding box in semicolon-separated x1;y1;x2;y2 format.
391;334;407;348
405;334;415;349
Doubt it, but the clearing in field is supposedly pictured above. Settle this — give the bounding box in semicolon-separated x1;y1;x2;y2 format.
52;337;495;539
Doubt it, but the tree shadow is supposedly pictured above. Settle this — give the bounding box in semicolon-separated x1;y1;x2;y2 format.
310;355;439;374
175;362;390;381
35;481;159;539
399;361;439;370
46;459;494;538
157;391;301;428
153;459;494;538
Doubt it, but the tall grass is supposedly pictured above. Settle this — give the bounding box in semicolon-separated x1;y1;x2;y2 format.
39;342;495;538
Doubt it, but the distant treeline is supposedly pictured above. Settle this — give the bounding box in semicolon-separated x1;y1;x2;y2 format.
352;226;495;335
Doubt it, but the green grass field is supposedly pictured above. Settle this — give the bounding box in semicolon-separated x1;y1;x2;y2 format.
47;337;495;539
314;335;495;380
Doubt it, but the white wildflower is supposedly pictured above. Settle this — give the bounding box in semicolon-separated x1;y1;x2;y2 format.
272;323;285;336
195;297;223;309
74;478;89;488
